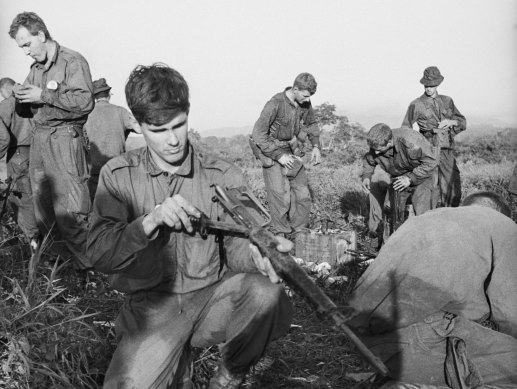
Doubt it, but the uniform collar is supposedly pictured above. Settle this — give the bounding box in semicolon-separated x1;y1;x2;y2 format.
144;144;193;177
32;41;60;71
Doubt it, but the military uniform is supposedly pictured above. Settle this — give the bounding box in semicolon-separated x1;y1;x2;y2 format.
0;96;38;240
361;127;439;231
23;42;94;268
348;206;517;386
83;99;133;200
87;146;292;388
251;88;320;235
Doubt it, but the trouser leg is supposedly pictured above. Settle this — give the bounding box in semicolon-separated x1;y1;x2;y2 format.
263;163;291;235
191;273;293;374
30;131;56;235
411;174;437;216
104;273;292;388
6;149;39;240
103;291;194;389
364;314;517;386
368;176;389;234
31;127;91;269
439;149;461;207
288;166;311;232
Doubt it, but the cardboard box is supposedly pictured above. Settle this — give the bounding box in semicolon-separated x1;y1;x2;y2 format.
294;230;356;265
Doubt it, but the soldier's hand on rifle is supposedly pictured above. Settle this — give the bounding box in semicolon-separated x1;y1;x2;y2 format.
142;194;201;237
361;178;371;194
311;146;321;165
249;236;293;284
393;176;411;191
278;154;296;170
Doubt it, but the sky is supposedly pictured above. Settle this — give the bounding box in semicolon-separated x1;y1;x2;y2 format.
0;0;516;134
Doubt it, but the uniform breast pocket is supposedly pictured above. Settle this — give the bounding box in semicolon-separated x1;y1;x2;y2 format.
177;234;220;279
442;108;453;118
275;118;292;140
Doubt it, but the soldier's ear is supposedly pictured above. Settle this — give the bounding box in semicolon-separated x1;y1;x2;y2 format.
37;30;46;42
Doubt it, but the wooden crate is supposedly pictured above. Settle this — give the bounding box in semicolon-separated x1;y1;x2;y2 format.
294;230;356;266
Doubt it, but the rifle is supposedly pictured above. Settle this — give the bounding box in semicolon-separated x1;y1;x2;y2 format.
191;184;389;377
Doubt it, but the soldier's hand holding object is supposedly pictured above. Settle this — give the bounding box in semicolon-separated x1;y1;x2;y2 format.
143;195;201;236
13;84;43;104
393;176;411;191
437;119;458;130
278;154;296;170
249;236;293;284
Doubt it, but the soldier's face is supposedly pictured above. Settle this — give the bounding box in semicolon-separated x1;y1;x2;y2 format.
293;87;312;105
140;112;189;169
15;27;47;63
424;85;438;97
372;141;393;155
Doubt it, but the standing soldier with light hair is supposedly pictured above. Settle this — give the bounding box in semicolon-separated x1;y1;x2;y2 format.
9;12;94;269
402;66;466;207
251;73;322;237
0;77;39;250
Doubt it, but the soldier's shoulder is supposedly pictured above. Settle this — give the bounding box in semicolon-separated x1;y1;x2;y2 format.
394;127;425;148
408;95;425;106
58;44;89;65
438;94;454;104
196;149;241;174
104;148;145;172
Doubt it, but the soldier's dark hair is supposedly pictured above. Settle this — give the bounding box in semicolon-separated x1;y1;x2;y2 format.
293;73;317;95
0;78;15;89
9;12;52;40
125;63;190;126
461;191;511;217
367;123;392;149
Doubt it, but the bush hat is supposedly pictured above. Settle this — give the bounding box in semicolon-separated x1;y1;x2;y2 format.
420;66;444;87
93;78;111;95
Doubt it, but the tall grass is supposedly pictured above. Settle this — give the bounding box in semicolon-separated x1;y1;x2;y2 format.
0;156;515;388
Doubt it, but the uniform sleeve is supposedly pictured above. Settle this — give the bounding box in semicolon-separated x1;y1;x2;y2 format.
360;151;378;181
0;99;13;159
447;98;466;137
404;132;439;185
252;98;287;160
40;57;94;119
401;103;416;129
303;105;321;148
86;165;153;273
